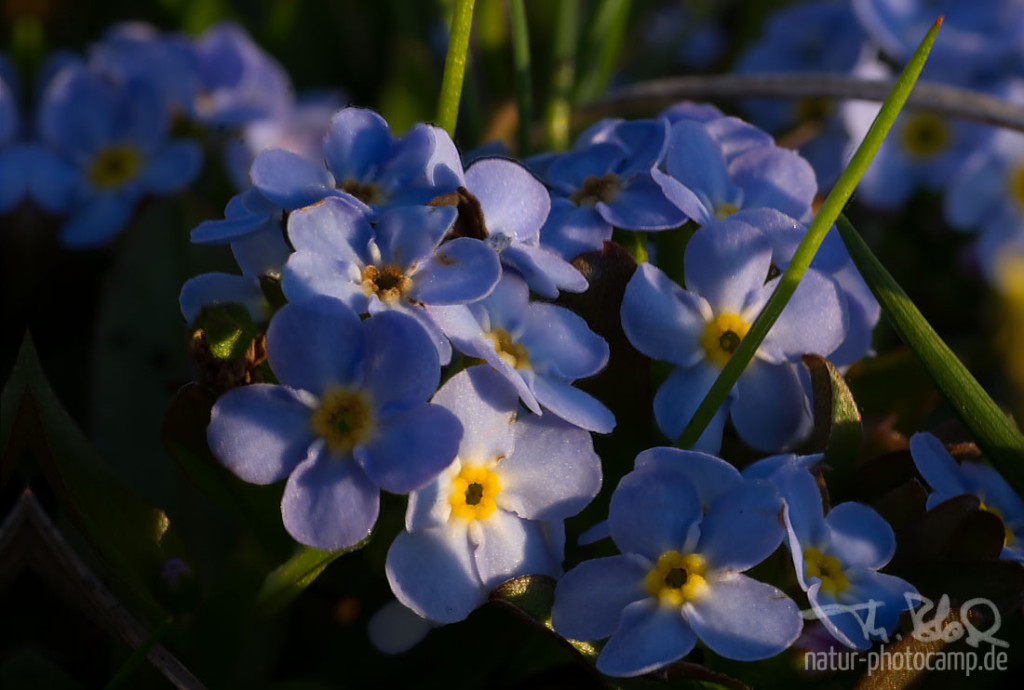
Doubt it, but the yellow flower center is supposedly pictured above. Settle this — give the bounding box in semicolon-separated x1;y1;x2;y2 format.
570;173;620;207
714;202;739;220
88;145;142;189
310;388;375;454
701;312;751;367
361;264;411;303
645;551;709;607
1008;161;1024;215
978;501;1014;547
449;465;501;521
486;328;531;370
900;113;950;159
803;547;850;597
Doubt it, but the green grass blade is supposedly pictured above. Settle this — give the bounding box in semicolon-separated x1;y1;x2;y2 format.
544;0;578;151
436;0;476;138
574;0;631;105
508;0;532;156
836;215;1024;493
675;17;944;449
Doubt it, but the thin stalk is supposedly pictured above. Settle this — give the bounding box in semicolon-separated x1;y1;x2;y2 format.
675;17;944;449
508;0;532;156
436;0;477;138
545;0;579;151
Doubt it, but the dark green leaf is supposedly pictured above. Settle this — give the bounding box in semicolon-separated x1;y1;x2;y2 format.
803;354;863;499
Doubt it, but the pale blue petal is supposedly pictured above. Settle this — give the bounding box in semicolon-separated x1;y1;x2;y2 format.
966;462;1024;525
596;174;687;230
362;310;442;411
663;119;738;209
653;362;728;452
412;237;501;305
519;302;608;380
230;226;292;277
250;148;334;209
633;447;741;508
23;145;80;213
286;196;375;265
58;193;137;248
207;383;314;484
686;572;802;660
323;107;391;182
531;375;616;434
825;502;895;570
466;157;549;241
544;143;625;193
431;366;518;462
909;432;974;500
651;167;713;225
191;213;269;244
731;360;809;452
178;272;264;322
265;296;366;395
775;466;829;553
281;448;380;550
376;205;456;271
354;404;461;494
499;242;589;298
730;146;816;219
551;556;648;640
621;262;706;366
683;220;772;315
539;197;612;260
609;465;702;561
140;139;202;193
697;480;785;571
758;268;847;363
597;600;696;677
281;251;367;310
475;511;560;590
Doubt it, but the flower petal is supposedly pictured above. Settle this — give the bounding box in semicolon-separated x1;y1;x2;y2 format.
140;139;202;193
281;449;380;550
621;262;706;366
58;193;137;249
909;432;974;500
825;502;896;570
413;237;501;305
609;465;702;561
323;107;392;183
355;403;461;494
633;447;741;508
758;268;847;363
376;205;457;271
474;510;560;590
731;360;809;452
596;174;687;230
653;362;729;452
697;480;785;572
730;145;816;219
466;157;550;241
286;196;375;265
597;599;697;677
683;219;773;315
431;366;518;464
250;148;334;209
499;242;589;298
281;251;367;310
551;555;650;641
519;303;609;380
531;375;616;434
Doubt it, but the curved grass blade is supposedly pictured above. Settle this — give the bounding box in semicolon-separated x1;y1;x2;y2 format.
254;540;365;618
836;215;1024;494
544;0;579;151
509;0;532;156
436;0;476;137
675;16;944;449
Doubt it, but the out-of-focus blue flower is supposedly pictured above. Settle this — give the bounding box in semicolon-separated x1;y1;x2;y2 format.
0;54;30;214
654;116;818;226
552;448;801;676
33;64;201;247
910;433;1024;563
539;118;686;260
89;22;198;117
190;22;292;126
386;366;601;623
431;272;615;433
853;0;1024;83
282;201;500;364
774;467;918;649
207;296;462;550
452;157;588;298
621;218;846;451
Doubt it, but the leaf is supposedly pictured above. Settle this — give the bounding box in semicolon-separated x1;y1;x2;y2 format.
194;303;259;361
675;17;943;449
836;214;1024;496
802;353;863;499
254;543;358;619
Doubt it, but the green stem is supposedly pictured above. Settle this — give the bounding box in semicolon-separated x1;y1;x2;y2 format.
545;0;578;151
436;0;477;138
574;0;631;104
837;215;1024;493
508;0;532;156
675;17;944;449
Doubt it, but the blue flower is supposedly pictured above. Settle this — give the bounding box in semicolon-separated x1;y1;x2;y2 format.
774;467;918;649
539;118;686;260
281;201;500;365
910;432;1024;563
430;271;615;433
386;365;602;623
34;64;202;247
552;448;801;676
207;296;462;550
621;218;847;451
653;116;817;227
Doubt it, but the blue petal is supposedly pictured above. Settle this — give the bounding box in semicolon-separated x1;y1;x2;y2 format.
230;226;292;277
742;453;823;481
611;119;669;176
281;448;380;550
474;511;561;590
430;366;518;463
207;383;315;484
466;157;549;241
178;272;265;322
705;116;774;161
758;268;847;364
323;107;392;183
966;462;1024;526
597;174;687;230
683;219;773;315
544;142;625;193
361;310;442;411
191;213;270;244
496;412;602;521
250;148;334;209
367;600;433;654
653;362;729;452
597;600;696;677
286;196;375;265
731;360;809;452
539;198;612;260
405;462;459;532
376;205;457;271
774;467;829;555
499;242;588;298
354;404;461;494
393;303;453;366
609;465;702;561
519;303;608;380
23;145;80;213
634;447;741;508
531;375;616;434
140;139;202;193
479;271;530;333
412;237;501;305
385;523;484;624
58;193;137;248
281;251;368;310
909;432;973;500
730;146;816;219
651;167;713;225
696;480;785;571
825;502;896;570
663;119;739;212
621;262;706;366
265;296;366;395
686;572;802;660
551;555;649;641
